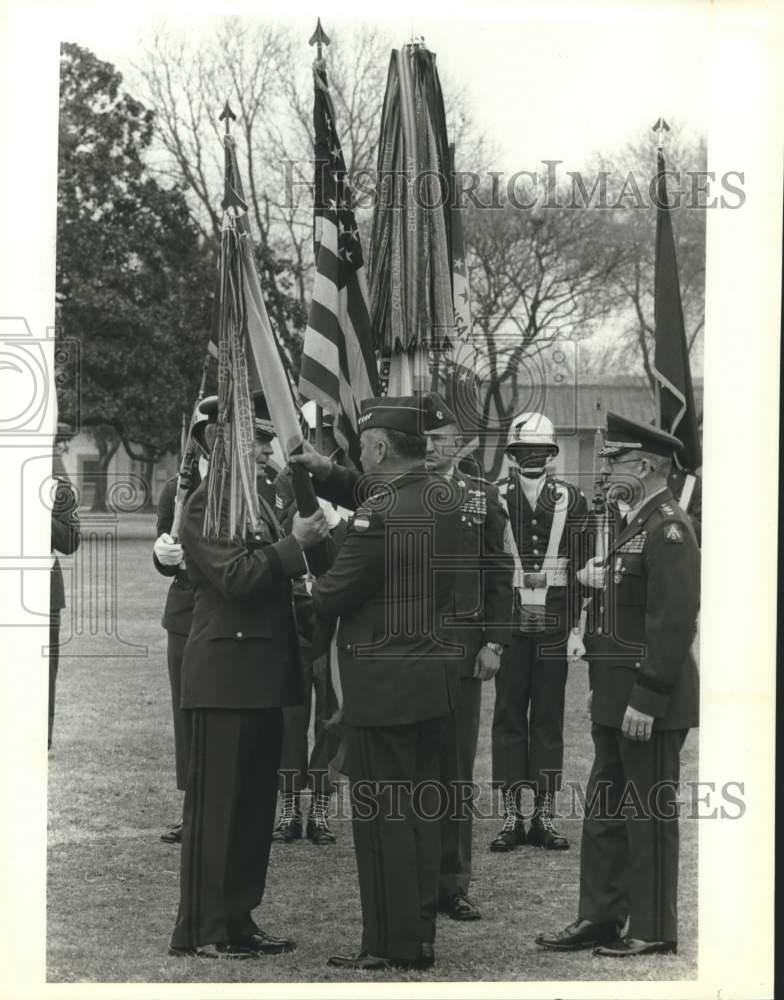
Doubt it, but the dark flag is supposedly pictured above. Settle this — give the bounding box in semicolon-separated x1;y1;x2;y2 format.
652;147;702;470
298;58;378;464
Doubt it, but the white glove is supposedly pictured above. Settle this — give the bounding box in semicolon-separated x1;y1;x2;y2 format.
154;532;184;567
576;556;606;590
567;629;586;661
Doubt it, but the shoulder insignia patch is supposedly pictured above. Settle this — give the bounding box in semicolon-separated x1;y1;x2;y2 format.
663;522;684;544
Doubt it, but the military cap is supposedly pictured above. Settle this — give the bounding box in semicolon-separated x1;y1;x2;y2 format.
602;411;684;460
356;396;426;436
201;390;276;440
421;391;458;432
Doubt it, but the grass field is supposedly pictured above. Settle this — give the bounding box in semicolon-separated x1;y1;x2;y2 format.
47;526;697;984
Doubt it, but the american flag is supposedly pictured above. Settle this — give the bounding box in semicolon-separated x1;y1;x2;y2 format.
298;60;378;463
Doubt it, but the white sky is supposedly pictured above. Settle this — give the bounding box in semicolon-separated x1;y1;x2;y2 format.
53;0;712;173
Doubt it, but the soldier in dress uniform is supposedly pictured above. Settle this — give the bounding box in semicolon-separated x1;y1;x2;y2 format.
303;396;465;972
270;449;345;846
49;423;80;750
168;391;330;959
153;396;215;844
536;411;699;957
490;412;589;852
421;392;513;921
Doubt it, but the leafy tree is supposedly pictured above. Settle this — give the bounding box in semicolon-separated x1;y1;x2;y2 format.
57;42;214;509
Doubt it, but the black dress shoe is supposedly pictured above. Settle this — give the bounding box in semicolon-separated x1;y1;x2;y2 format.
327;951;393;971
160;821;183;844
167;945;219;959
593;937;677;957
527;816;569;850
489;819;526;852
535;918;623;951
271;816;302;843
307;818;337;844
327;944;434;971
220;931;296;956
439;892;481;921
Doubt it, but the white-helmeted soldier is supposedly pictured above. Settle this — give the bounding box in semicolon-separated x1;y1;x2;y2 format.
490;411;590;852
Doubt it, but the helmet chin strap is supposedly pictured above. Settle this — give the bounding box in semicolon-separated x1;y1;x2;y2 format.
519;465;547;480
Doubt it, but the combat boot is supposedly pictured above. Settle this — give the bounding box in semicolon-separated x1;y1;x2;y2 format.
489;787;526;852
527;791;569;850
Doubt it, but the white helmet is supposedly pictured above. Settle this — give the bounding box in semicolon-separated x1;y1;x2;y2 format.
506;411;557;451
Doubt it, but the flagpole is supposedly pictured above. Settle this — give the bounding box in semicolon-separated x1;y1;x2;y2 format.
309;17;332;454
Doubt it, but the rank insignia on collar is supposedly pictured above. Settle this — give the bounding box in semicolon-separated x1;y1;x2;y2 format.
664;523;683;544
659;502;676;517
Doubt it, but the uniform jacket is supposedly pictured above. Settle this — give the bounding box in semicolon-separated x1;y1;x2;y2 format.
51;464;80;612
585;487;700;730
498;472;589;634
311;468;466;728
315;462;513;673
179;480;307;710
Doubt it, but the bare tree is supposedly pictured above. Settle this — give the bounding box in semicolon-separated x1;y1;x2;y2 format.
463;185;624;477
581;123;706;386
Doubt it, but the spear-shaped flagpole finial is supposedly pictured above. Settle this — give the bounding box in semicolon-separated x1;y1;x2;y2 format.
651;116;670;150
309;17;331;61
220;101;237;136
219;102;247;213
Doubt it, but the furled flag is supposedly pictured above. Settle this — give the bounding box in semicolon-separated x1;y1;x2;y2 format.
370;41;454;394
204;107;312;541
652;144;702;470
298;58;379;464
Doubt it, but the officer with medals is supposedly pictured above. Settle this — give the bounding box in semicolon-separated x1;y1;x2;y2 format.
301;396;465;972
421;392;513;921
536;411;699;958
168;391;330;959
490;411;589;852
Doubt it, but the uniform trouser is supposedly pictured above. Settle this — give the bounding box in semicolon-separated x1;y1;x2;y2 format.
48;611;61;749
578;723;687;943
278;646;340;798
170;707;283;949
344;716;447;961
166;631;192;791
491;630;568;794
438;676;482;900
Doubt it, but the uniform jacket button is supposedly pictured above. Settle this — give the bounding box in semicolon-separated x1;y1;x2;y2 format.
533;548;539;555
236;631;243;639
534;563;540;570
634;661;641;668
531;519;537;525
532;534;538;541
